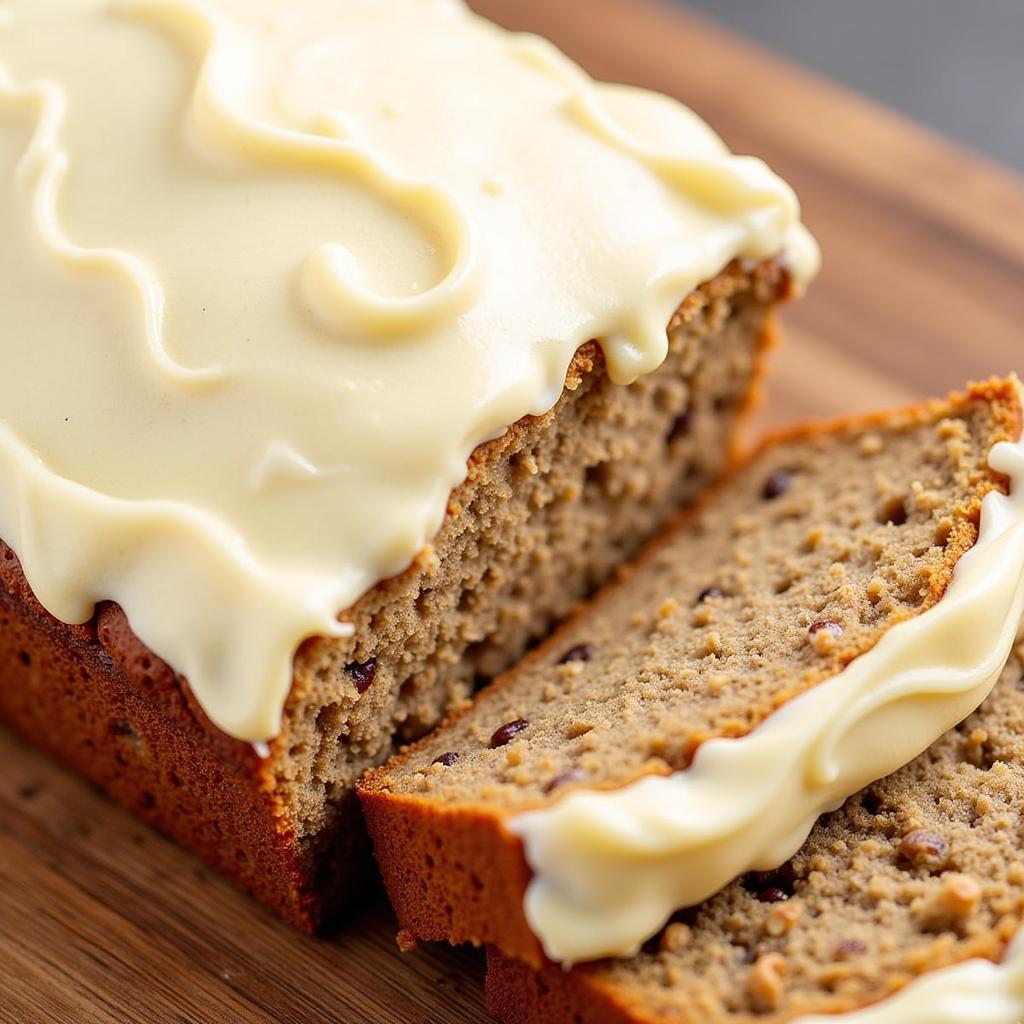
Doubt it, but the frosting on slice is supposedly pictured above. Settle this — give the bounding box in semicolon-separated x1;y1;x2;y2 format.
510;401;1024;963
793;930;1024;1024
0;0;816;741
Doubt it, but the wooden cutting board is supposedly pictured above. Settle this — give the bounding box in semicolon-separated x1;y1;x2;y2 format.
2;2;1022;1022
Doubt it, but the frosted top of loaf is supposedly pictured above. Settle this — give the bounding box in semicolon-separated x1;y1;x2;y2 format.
0;0;817;740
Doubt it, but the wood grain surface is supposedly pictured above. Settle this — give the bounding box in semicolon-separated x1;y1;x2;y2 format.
2;2;1022;1022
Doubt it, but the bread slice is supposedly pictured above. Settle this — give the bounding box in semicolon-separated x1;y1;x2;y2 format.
0;262;785;931
485;644;1024;1023
359;378;1024;963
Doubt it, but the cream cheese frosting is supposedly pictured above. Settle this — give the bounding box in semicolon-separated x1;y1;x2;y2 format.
509;405;1024;964
794;932;1024;1024
0;0;816;741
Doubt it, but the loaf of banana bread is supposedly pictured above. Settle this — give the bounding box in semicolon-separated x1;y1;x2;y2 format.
0;0;816;929
0;260;787;929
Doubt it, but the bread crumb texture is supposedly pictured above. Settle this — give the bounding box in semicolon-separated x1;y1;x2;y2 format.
372;383;1016;811
487;646;1024;1022
275;265;781;842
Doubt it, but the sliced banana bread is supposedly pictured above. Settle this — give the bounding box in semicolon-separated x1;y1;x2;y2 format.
359;378;1024;962
485;644;1024;1024
0;262;785;932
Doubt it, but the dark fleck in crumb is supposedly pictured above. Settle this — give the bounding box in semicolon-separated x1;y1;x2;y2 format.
544;768;586;793
347;658;377;694
762;469;792;500
559;643;596;665
808;620;843;638
490;719;529;748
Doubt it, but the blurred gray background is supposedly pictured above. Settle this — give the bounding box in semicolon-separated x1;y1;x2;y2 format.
679;0;1024;171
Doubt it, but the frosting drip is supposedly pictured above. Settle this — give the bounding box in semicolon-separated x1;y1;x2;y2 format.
0;0;816;740
510;398;1024;963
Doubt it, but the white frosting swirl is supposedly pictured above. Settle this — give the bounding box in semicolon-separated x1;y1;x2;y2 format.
0;0;816;740
510;398;1024;963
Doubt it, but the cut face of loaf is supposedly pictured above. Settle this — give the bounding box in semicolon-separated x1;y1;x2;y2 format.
484;646;1024;1024
0;262;784;931
359;378;1024;962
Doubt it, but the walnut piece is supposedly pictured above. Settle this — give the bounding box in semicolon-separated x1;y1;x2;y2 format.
749;952;788;1012
898;829;950;872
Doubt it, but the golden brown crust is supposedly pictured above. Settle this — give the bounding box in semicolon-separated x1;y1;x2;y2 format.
485;947;589;1024
0;543;335;929
358;376;1023;966
360;794;537;952
0;261;788;931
